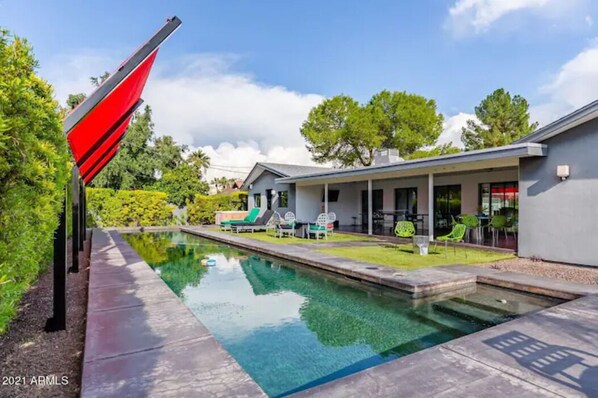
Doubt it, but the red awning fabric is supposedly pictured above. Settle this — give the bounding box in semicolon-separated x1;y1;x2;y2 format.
82;145;121;185
67;50;158;181
79;113;133;178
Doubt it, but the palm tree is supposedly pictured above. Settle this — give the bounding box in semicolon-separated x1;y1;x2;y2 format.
210;176;229;193
188;149;211;179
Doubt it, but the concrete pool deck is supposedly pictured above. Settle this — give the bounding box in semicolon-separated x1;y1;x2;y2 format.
84;227;598;397
81;229;265;397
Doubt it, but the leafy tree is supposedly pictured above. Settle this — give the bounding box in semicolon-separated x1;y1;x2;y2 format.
368;90;444;155
91;105;157;190
407;143;461;160
154;135;188;175
90;71;110;87
188;148;211;179
0;29;70;332
157;163;209;207
461;88;538;150
301;91;443;167
66;93;86;110
301;95;381;167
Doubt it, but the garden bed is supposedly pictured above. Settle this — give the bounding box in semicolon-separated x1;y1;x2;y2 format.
0;233;90;398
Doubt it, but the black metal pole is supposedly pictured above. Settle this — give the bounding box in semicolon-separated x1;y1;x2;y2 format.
45;188;67;332
79;179;84;250
82;183;87;242
70;167;79;273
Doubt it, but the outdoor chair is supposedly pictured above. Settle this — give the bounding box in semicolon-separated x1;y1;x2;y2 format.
327;212;336;235
273;211;296;238
461;214;480;242
434;223;467;258
394;220;415;239
284;211;296;224
307;213;328;240
232;210;274;233
488;215;508;241
220;207;260;231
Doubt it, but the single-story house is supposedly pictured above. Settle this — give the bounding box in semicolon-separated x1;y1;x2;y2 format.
243;100;598;267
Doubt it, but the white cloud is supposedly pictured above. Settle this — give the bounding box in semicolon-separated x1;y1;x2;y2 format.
437;112;476;148
446;0;584;36
586;15;594;26
532;38;598;124
42;52;325;180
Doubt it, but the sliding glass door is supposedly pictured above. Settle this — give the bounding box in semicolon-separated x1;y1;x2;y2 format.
394;188;417;215
479;182;518;216
434;185;461;230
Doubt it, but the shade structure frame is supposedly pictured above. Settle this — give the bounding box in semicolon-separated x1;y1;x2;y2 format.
45;16;182;332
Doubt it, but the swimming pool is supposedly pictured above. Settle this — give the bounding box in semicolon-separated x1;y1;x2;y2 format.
123;231;561;397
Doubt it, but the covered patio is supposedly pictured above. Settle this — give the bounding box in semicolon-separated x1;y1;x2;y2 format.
278;143;547;251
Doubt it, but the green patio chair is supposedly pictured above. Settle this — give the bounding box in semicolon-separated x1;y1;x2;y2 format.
461;214;480;242
488;215;508;241
394;221;415;239
220;207;260;231
434;223;467;258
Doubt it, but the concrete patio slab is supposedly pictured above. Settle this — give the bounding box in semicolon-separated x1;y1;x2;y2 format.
82;229;265;397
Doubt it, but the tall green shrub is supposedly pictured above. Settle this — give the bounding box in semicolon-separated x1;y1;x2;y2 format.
187;192;246;225
86;188;174;227
0;29;70;333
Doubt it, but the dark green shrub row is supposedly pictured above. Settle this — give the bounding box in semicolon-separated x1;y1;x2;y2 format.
0;30;70;333
86;188;175;227
187;192;246;225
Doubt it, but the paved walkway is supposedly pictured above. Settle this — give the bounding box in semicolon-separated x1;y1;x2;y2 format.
81;229;264;397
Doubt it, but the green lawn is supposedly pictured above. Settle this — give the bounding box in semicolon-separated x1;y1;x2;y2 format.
211;228;378;245
316;244;514;270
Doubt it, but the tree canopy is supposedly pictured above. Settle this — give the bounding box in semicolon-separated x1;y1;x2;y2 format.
461;88;538;150
300;91;444;167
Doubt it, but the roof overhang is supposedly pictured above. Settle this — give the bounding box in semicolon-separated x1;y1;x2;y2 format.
515;99;598;144
64;16;182;184
242;163;289;189
276;143;547;185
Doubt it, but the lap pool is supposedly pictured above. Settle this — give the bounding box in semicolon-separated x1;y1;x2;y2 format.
123;231;561;397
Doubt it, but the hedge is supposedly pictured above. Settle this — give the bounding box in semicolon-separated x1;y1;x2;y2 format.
86;188;175;227
0;30;70;333
187;192;246;225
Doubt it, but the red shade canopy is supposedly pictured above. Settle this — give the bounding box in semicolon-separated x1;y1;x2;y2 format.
68;51;157;181
63;17;181;184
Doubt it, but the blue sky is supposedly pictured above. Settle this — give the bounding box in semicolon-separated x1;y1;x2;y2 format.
2;0;598;178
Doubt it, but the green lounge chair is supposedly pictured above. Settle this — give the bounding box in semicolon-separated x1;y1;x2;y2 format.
394;221;415;238
434;223;467;258
220;207;260;230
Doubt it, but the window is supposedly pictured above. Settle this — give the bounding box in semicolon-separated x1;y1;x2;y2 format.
253;193;261;208
321;189;340;202
278;191;288;208
479;182;518;216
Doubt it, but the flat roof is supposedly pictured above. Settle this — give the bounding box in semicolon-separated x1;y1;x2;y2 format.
276;143;546;184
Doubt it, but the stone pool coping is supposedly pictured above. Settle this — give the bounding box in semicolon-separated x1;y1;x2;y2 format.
181;227;598;300
81;229;265;397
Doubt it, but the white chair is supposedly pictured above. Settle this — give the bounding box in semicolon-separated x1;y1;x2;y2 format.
327;212;336;235
284;212;296;224
274;211;296;238
308;213;329;240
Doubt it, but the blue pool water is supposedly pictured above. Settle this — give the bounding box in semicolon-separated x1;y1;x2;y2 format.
123;231;561;397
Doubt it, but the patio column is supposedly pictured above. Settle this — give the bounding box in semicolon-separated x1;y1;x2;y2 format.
428;173;434;241
324;183;329;215
367;179;373;235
